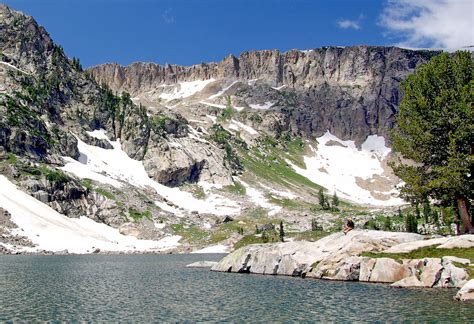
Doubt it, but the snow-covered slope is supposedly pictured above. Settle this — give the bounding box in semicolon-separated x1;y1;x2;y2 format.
288;131;404;206
61;130;240;216
0;176;181;254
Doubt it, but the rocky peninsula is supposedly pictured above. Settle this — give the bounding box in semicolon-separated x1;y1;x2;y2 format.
211;230;474;301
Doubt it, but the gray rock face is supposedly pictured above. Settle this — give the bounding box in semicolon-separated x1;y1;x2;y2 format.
211;230;422;276
89;46;439;143
455;280;474;301
212;231;471;297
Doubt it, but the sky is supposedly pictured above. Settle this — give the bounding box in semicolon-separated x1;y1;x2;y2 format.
3;0;473;68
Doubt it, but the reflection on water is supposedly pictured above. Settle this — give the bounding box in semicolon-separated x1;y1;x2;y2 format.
0;254;472;322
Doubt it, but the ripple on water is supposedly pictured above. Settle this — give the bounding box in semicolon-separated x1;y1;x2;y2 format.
0;254;473;322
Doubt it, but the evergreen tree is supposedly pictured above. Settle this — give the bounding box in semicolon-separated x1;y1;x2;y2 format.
391;51;473;233
422;200;432;224
318;188;327;210
331;191;340;210
279;221;285;242
405;213;418;233
384;216;392;231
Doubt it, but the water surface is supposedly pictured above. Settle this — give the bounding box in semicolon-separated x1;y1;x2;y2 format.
0;254;472;322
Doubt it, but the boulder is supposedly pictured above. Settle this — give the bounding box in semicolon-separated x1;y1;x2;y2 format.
330;256;361;281
419;258;443;287
359;257;376;282
368;258;411;283
391;275;423;288
438;261;468;288
455;279;474;301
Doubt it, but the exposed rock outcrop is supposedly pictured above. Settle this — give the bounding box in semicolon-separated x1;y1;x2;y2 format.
455;280;474;301
89;46;440;144
212;232;473;298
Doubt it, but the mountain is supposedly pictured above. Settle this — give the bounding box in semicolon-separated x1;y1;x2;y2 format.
0;4;441;254
88;46;438;144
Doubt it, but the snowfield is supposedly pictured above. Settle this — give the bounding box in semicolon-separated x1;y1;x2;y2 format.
0;176;181;254
61;130;240;217
158;79;215;101
240;181;282;216
249;101;275;110
191;244;230;254
288;131;404;206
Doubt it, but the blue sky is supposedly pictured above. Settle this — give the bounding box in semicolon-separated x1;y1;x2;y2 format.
3;0;473;67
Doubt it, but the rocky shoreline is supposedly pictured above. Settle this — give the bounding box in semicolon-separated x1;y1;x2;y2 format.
211;230;474;301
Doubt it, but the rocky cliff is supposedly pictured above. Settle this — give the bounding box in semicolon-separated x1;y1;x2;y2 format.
89;46;439;143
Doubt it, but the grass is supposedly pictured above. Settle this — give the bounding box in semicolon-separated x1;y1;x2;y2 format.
224;181;246;195
95;188;116;200
128;208;152;222
287;230;331;242
233;231;281;250
362;246;473;262
267;194;304;209
81;179;117;200
171;223;209;244
6;153;18;165
240;146;323;193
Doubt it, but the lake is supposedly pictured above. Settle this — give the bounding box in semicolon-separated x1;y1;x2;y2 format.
0;254;472;322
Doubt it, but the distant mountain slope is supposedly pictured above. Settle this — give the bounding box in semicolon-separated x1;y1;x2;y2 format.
89;46;439;144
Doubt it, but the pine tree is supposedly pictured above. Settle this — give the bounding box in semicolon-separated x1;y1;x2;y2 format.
279;221;285;242
391;51;474;233
331;192;339;210
384;216;392;231
405;213;418;233
318;188;326;210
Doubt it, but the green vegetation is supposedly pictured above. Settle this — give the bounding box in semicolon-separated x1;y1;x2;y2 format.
287;230;330;242
208;124;244;173
81;179;117;200
267;195;301;209
224;181;246;195
95;188;116;200
217;96;234;122
43;168;70;185
240;145;323;192
128;208;152;222
5;153;18;165
390;51;474;233
171;223;209;244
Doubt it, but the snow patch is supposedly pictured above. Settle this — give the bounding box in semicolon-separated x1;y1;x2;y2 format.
0;61;29;74
86;129;109;140
287;131;404;206
61;133;240;216
259;183;298;199
249;102;275;110
0;176;181;254
208;81;239;99
240;181;281;216
159;79;215;101
272;85;287;91
200;101;227;109
229;120;259;135
191;244;230;254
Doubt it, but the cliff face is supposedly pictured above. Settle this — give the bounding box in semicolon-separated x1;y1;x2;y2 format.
88;46;439;143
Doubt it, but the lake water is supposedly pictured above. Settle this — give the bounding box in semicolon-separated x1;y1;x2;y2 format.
0;254;472;322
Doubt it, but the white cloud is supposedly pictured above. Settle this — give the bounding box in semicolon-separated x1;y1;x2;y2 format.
380;0;474;49
162;8;175;24
337;19;361;30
